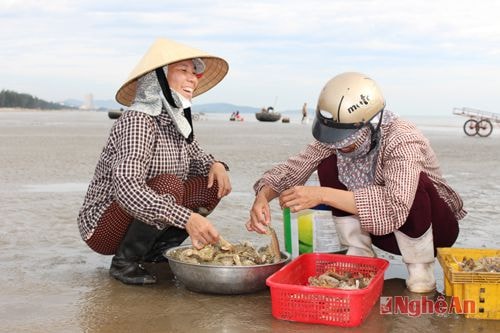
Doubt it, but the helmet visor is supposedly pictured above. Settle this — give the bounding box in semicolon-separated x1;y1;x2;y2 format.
312;106;384;144
312;117;359;143
312;114;365;143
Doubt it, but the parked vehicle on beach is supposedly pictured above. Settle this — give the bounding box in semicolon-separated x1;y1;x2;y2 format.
453;107;499;137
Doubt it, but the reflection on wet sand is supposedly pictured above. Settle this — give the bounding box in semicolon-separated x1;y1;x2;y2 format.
76;264;499;333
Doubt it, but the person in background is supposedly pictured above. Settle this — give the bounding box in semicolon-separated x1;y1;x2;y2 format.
247;72;466;293
235;110;243;121
78;38;231;285
301;102;308;124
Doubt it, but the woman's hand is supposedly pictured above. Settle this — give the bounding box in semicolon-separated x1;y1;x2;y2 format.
185;212;219;250
208;162;231;198
279;186;325;213
246;191;274;234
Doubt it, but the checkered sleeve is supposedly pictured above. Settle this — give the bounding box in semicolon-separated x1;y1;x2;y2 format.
354;131;428;235
253;141;333;194
186;136;217;177
112;115;192;228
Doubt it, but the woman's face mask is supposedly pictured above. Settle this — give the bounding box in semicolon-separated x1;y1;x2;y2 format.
331;127;370;153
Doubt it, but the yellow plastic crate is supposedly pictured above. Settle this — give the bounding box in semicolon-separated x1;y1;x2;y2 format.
437;248;500;320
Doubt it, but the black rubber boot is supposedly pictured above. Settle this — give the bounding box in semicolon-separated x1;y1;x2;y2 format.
109;220;161;285
143;226;189;263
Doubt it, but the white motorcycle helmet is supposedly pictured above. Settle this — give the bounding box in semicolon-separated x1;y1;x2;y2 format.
312;72;386;144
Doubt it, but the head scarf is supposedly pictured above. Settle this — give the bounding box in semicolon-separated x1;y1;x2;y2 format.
328;110;399;190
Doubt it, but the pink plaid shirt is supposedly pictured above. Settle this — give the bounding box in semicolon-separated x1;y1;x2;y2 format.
254;118;466;235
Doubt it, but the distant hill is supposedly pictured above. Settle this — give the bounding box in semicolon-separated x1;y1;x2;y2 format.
0;90;74;110
61;99;262;113
193;103;302;115
63;100;270;114
193;103;260;114
1;90;302;114
63;98;121;110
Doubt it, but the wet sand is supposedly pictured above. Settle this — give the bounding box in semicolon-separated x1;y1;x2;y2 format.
0;110;499;332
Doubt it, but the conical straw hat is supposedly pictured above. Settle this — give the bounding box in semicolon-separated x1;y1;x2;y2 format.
116;38;229;106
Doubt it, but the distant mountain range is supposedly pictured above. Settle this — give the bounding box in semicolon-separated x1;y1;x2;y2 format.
62;99;300;114
0;89;299;114
193;103;261;114
62;98;121;110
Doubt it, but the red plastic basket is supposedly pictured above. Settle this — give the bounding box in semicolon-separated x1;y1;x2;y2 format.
266;253;389;327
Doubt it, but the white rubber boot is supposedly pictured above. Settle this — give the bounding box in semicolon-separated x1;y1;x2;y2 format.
394;227;436;293
334;215;376;257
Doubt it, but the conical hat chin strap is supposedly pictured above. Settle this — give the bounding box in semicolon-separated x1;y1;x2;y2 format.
155;67;194;144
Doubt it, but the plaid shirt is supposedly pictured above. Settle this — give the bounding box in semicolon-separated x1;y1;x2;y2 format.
254;118;466;235
78;110;216;241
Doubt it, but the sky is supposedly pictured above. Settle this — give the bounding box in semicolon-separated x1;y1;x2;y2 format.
1;0;500;115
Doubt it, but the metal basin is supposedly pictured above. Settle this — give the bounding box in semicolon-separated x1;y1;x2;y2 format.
164;245;291;294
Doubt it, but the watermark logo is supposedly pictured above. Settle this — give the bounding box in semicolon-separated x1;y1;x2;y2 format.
380;296;476;317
